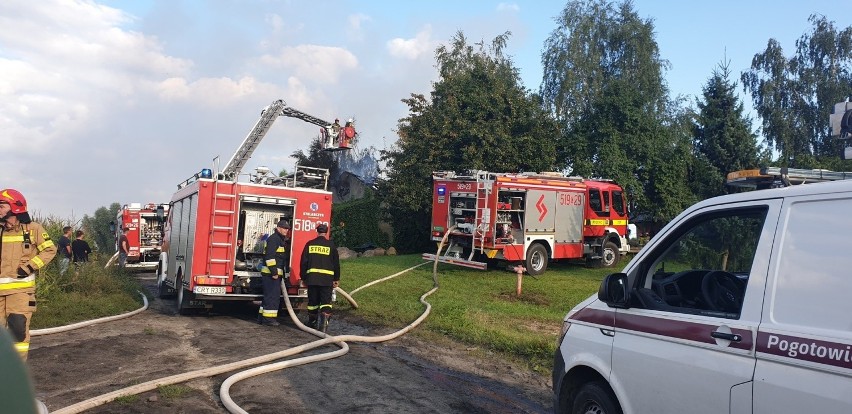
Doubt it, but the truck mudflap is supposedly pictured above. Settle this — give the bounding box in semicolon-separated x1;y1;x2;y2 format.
421;253;487;270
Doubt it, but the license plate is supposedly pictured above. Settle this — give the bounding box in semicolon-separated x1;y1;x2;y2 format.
194;286;226;295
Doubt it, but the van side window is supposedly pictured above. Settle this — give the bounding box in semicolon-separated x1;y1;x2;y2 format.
772;197;852;331
632;207;768;319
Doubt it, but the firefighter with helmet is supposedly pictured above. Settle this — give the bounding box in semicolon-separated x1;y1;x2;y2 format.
258;219;291;326
0;189;56;360
299;223;340;330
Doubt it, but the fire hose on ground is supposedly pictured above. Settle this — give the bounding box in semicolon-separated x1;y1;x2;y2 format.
217;227;454;413
30;292;149;337
47;227;455;414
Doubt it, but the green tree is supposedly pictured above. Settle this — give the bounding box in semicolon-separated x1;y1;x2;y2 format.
742;15;852;168
542;0;690;221
81;203;121;255
381;31;561;252
693;61;765;199
291;137;337;175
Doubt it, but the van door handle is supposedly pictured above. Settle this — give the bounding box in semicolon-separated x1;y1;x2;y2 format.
711;331;742;342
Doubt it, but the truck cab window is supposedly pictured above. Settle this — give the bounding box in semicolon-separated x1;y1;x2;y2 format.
589;190;602;213
612;191;625;216
633;208;767;319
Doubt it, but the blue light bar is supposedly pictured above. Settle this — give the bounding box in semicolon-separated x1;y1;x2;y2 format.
437;185;446;196
200;168;213;179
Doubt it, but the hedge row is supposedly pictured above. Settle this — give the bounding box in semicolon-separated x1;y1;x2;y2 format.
330;195;391;249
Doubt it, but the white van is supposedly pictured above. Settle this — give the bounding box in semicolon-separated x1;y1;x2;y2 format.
553;179;852;414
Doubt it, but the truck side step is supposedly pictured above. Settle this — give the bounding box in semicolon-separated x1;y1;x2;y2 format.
421;253;488;270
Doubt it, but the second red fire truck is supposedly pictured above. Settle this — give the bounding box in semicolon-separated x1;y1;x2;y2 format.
423;170;630;275
112;203;169;270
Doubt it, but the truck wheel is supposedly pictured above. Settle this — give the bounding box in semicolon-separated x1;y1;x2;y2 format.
525;243;548;276
156;262;175;299
599;241;620;268
175;275;194;315
571;381;622;414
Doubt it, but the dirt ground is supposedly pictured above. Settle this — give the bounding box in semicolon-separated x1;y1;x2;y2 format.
28;272;553;413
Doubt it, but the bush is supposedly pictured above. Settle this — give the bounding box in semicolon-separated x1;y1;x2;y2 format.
331;195;391;249
33;256;143;328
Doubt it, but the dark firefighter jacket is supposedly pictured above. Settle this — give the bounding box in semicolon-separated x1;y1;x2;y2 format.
299;236;339;286
261;231;290;276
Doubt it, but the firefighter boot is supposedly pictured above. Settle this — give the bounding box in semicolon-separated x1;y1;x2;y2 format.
261;317;280;327
307;311;318;329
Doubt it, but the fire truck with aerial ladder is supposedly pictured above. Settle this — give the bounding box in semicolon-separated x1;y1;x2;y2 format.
110;202;169;270
423;170;631;275
155;99;355;314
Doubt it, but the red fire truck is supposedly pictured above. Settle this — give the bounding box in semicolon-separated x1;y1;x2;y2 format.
156;99;349;314
422;170;630;275
112;203;169;270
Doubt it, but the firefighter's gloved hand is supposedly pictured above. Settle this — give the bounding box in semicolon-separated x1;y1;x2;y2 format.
17;266;30;278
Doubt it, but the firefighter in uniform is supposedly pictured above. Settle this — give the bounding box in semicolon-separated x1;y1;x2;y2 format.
258;219;291;326
0;189;56;360
299;223;340;330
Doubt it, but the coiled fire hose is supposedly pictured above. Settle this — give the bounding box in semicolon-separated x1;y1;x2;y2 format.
49;226;455;414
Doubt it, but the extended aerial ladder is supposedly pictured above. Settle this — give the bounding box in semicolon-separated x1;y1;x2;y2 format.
219;99;355;181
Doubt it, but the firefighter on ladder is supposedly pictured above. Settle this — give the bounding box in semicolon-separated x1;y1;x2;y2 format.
258;219;291;327
300;223;340;330
0;189;56;360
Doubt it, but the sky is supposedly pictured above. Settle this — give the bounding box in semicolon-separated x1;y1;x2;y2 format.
0;0;846;220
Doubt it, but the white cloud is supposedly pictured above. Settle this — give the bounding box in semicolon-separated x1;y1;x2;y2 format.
348;13;371;31
0;0;193;155
267;13;285;34
259;45;358;84
155;77;266;106
387;25;438;60
497;3;520;12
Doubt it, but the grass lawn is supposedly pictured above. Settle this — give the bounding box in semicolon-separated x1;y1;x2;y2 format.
337;254;615;373
30;252;618;374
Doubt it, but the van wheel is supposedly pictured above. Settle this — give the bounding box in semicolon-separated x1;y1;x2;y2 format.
596;242;620;268
525;243;548;276
571;382;622;414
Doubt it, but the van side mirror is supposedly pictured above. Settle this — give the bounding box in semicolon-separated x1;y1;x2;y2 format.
598;273;630;308
109;221;116;233
156;205;165;222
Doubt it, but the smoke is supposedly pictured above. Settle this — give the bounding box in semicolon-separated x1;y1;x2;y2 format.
333;145;379;185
